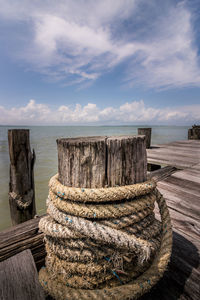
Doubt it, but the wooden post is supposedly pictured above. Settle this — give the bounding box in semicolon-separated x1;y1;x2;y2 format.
138;128;152;149
57;136;147;189
8;129;36;225
188;125;200;140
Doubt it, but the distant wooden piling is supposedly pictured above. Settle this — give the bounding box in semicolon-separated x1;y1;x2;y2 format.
188;125;200;140
8;129;36;225
57;135;147;189
138;128;152;149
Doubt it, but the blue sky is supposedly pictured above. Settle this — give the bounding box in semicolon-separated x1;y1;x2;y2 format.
0;0;200;125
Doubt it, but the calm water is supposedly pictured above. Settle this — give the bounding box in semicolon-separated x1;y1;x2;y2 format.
0;125;189;230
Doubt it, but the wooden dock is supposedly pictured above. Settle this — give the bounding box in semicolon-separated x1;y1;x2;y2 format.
147;140;200;169
142;140;200;300
0;139;199;300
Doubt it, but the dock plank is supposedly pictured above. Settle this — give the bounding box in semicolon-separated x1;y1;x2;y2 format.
144;140;200;300
160;176;200;197
172;170;200;184
0;216;45;269
0;249;45;300
147;157;193;168
148;140;200;168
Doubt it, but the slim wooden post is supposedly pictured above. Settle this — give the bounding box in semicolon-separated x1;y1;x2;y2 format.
138;128;152;149
57;135;147;189
188;125;200;140
8;129;36;225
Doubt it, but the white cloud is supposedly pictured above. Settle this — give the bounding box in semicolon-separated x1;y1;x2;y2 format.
0;99;199;125
0;0;200;89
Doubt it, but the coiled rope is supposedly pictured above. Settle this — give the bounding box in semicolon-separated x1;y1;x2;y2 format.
39;174;172;299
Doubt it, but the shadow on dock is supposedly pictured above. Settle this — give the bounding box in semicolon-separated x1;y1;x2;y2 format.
139;231;199;300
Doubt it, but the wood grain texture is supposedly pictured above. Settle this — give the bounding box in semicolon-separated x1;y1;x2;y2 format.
57;135;147;188
8;129;36;225
147;140;200;169
106;135;147;186
148;166;177;182
0;249;45;300
0;216;45;270
57;137;107;188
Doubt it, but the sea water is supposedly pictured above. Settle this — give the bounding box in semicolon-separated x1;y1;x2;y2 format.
0;125;189;230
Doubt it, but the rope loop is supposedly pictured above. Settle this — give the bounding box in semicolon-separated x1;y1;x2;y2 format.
9;190;33;209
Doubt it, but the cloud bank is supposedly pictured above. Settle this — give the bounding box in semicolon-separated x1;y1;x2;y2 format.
0;0;200;89
0;99;199;125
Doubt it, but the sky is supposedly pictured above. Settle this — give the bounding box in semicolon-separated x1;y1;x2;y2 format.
0;0;200;125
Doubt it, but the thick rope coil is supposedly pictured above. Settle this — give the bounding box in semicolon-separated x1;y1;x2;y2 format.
39;176;172;300
49;174;156;203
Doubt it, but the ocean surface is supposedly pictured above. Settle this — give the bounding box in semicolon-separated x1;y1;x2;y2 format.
0;125;189;230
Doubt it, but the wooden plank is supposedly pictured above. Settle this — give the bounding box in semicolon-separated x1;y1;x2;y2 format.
157;184;200;220
172;170;200;184
0;216;41;249
157;140;200;147
0;216;45;269
147;148;200;159
0;249;45;300
147;152;198;164
162;176;200;197
147;157;194;169
191;163;200;171
154;203;200;245
148;166;177;182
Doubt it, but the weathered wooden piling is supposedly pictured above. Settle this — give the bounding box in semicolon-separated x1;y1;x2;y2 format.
57;135;147;188
138;128;152;149
188;125;200;140
8;129;36;225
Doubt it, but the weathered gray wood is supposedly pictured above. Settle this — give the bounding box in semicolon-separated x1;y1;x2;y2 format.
164;176;200;196
147;152;198;164
172;170;200;184
155;141;200;148
57;135;147;188
158;185;200;221
148;166;177;182
138;128;152;148
147;147;200;158
57;137;107;188
106;136;147;186
147;140;200;169
8;129;36;225
0;249;45;300
147;157;193;169
0;216;45;269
